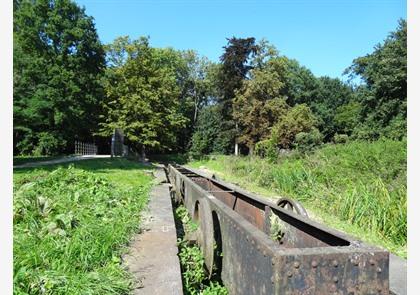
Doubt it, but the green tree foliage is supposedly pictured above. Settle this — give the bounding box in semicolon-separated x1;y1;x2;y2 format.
346;19;407;140
218;37;259;115
334;101;362;135
233;57;289;152
275;57;354;141
189;105;233;157
270;104;318;149
100;36;188;156
294;128;323;152
175;51;217;152
310;77;355;140
280;57;319;106
14;0;105;155
210;37;260;153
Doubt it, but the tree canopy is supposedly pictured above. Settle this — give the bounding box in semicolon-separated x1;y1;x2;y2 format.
345;19;406;140
100;36;188;154
13;3;406;158
14;0;105;155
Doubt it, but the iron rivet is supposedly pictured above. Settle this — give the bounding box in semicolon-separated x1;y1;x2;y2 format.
272;259;276;266
376;267;382;273
287;271;293;277
333;276;338;283
293;261;300;268
311;261;318;268
332;260;338;267
369;259;375;265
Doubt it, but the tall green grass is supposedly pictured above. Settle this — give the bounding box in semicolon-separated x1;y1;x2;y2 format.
189;139;406;257
13;159;153;294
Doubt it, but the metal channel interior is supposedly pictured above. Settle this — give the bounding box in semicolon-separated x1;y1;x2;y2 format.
175;166;351;249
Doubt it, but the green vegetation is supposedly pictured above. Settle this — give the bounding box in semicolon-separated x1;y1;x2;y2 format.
190;21;406;157
188;139;406;258
14;0;406;158
14;0;105;155
99;37;190;157
14;158;153;294
13;0;406;290
174;204;228;295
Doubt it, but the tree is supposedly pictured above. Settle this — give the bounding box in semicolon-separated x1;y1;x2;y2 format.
280;57;319;106
345;19;407;140
189;105;232;157
334;101;362;135
309;77;355;140
233;58;289;153
218;37;259;115
270;104;317;149
212;37;260;154
14;0;105;155
100;36;188;157
174;51;217;152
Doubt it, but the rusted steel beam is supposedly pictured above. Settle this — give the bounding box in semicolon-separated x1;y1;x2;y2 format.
167;164;389;295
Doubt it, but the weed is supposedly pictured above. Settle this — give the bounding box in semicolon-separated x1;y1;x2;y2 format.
13;159;153;294
175;205;199;233
174;205;228;294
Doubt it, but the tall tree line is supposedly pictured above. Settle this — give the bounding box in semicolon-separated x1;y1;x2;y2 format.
13;0;406;157
14;0;105;155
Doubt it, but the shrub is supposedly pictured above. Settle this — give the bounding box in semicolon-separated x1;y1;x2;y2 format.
333;133;349;144
13;165;151;294
294;128;323;152
270;104;317;149
255;139;278;160
33;132;66;156
382;114;406;140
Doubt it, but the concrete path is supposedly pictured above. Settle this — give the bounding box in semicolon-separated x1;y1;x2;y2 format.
390;254;407;295
123;168;183;295
13;155;111;168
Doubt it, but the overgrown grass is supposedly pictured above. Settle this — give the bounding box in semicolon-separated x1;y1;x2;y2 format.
13;158;153;294
188;139;407;258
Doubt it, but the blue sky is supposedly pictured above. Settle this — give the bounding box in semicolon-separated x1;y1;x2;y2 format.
75;0;406;79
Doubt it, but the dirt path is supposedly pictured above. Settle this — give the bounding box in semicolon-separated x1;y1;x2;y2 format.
13;155;111;168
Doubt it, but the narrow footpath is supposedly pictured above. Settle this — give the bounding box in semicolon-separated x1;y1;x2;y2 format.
123;167;183;295
13;155;111;168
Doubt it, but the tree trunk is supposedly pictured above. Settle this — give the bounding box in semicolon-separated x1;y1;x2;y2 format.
249;145;254;156
234;122;239;156
139;144;146;162
235;141;239;156
193;88;199;123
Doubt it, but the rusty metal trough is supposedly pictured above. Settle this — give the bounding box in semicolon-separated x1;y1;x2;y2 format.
167;164;389;295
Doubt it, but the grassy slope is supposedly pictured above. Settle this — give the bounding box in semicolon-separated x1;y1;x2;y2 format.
188;139;407;258
13;158;154;294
